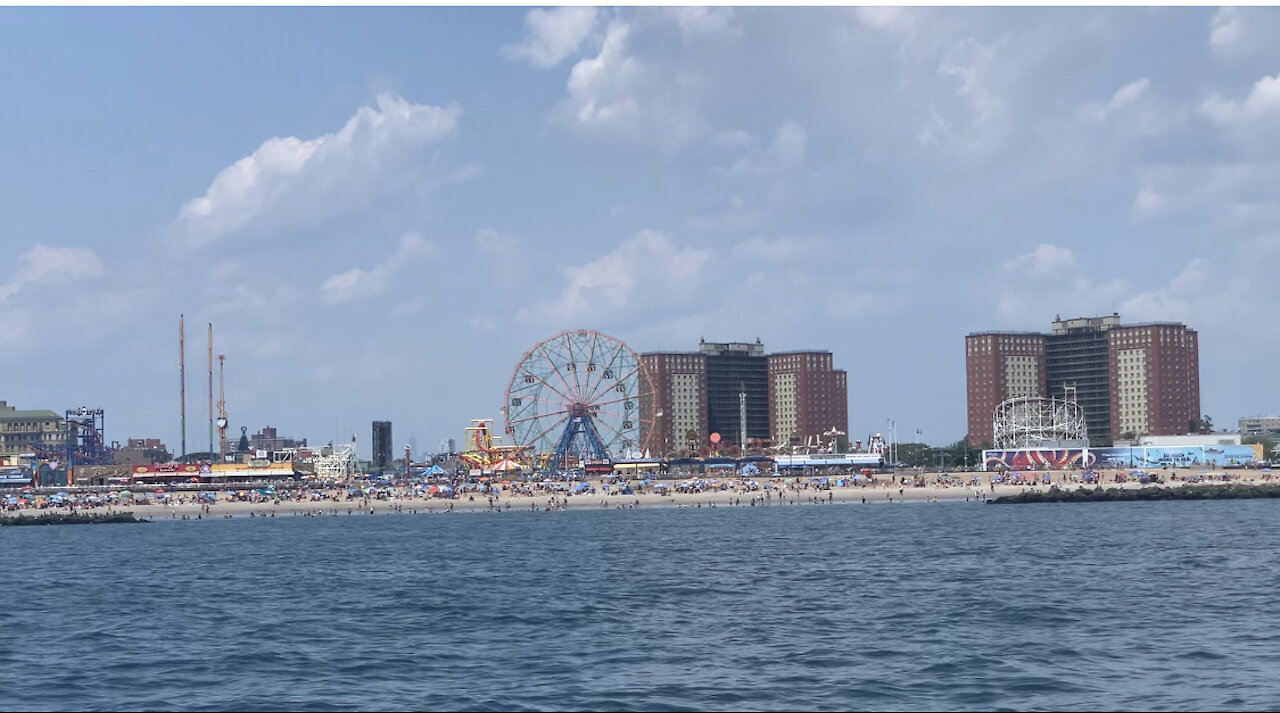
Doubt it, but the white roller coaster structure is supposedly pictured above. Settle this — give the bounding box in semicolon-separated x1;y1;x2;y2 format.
313;443;357;480
992;396;1087;449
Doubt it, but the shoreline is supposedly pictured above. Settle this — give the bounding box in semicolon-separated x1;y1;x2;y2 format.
4;469;1275;522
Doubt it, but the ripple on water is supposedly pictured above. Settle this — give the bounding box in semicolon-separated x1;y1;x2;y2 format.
2;500;1279;711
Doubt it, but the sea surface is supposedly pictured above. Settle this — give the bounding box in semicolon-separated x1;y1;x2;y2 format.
3;499;1280;711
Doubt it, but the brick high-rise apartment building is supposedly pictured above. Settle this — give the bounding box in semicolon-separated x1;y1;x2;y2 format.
964;332;1047;447
1107;323;1199;440
641;341;848;457
965;315;1199;447
639;352;708;458
767;351;848;450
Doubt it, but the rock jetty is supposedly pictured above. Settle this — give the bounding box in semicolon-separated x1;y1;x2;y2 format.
989;483;1280;504
0;511;147;526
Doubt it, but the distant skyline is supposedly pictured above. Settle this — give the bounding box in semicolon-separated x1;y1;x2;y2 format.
2;7;1279;459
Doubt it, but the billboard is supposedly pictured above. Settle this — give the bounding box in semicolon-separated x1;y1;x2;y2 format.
982;449;1088;471
133;464;201;475
983;445;1261;471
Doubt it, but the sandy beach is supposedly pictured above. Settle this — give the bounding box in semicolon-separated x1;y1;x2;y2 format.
5;467;1273;522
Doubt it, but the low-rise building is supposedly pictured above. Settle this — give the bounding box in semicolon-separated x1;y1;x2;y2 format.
1239;416;1280;437
249;425;307;452
0;400;71;465
113;438;173;466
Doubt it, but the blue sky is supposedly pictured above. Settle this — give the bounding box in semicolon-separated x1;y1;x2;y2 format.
3;7;1279;458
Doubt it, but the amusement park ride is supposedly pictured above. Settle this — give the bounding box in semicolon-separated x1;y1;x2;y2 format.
459;330;655;475
25;407;117;478
457;419;533;473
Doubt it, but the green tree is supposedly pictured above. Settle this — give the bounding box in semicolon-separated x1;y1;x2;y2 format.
1242;434;1276;457
1190;415;1214;434
895;442;931;467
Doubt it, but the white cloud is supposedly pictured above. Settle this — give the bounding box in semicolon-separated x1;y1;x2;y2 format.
321;233;434;304
174;94;459;248
939;39;1000;122
1070;77;1184;141
1079;78;1150;123
671;7;740;39
1000;243;1077;278
1132;161;1280;235
730;235;828;262
207;283;271;317
473;228;524;282
502;7;598;68
1122;259;1252;329
1133;187;1166;218
526;230;712;325
553;20;704;150
767;122;807;168
824;288;881;320
1209;7;1242;49
713;129;756;150
0;244;133;350
996;244;1129;322
0;309;32;348
565;22;643;129
718;121;807;175
474;228;521;258
916;108;954;147
686;194;760;231
1202;73;1280;127
0;244;104;303
1109;77;1151;111
930;36;1009;154
854;6;914;32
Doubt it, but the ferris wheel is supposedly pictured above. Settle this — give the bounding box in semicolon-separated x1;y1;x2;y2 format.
504;330;653;469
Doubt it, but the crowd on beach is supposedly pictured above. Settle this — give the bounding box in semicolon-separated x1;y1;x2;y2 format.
1;465;1273;519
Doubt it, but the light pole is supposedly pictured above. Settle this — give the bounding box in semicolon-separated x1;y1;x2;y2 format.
887;418;897;466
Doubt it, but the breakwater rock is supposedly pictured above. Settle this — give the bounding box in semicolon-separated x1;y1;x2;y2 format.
0;511;147;526
989;483;1280;504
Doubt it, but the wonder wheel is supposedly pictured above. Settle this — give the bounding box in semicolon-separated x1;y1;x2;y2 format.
504;330;653;470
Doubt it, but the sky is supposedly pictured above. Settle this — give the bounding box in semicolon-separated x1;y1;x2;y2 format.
2;6;1279;459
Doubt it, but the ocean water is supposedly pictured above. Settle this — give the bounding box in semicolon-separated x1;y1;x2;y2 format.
3;500;1280;711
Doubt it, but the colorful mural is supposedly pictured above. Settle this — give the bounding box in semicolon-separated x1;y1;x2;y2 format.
983;445;1261;471
982;449;1089;471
